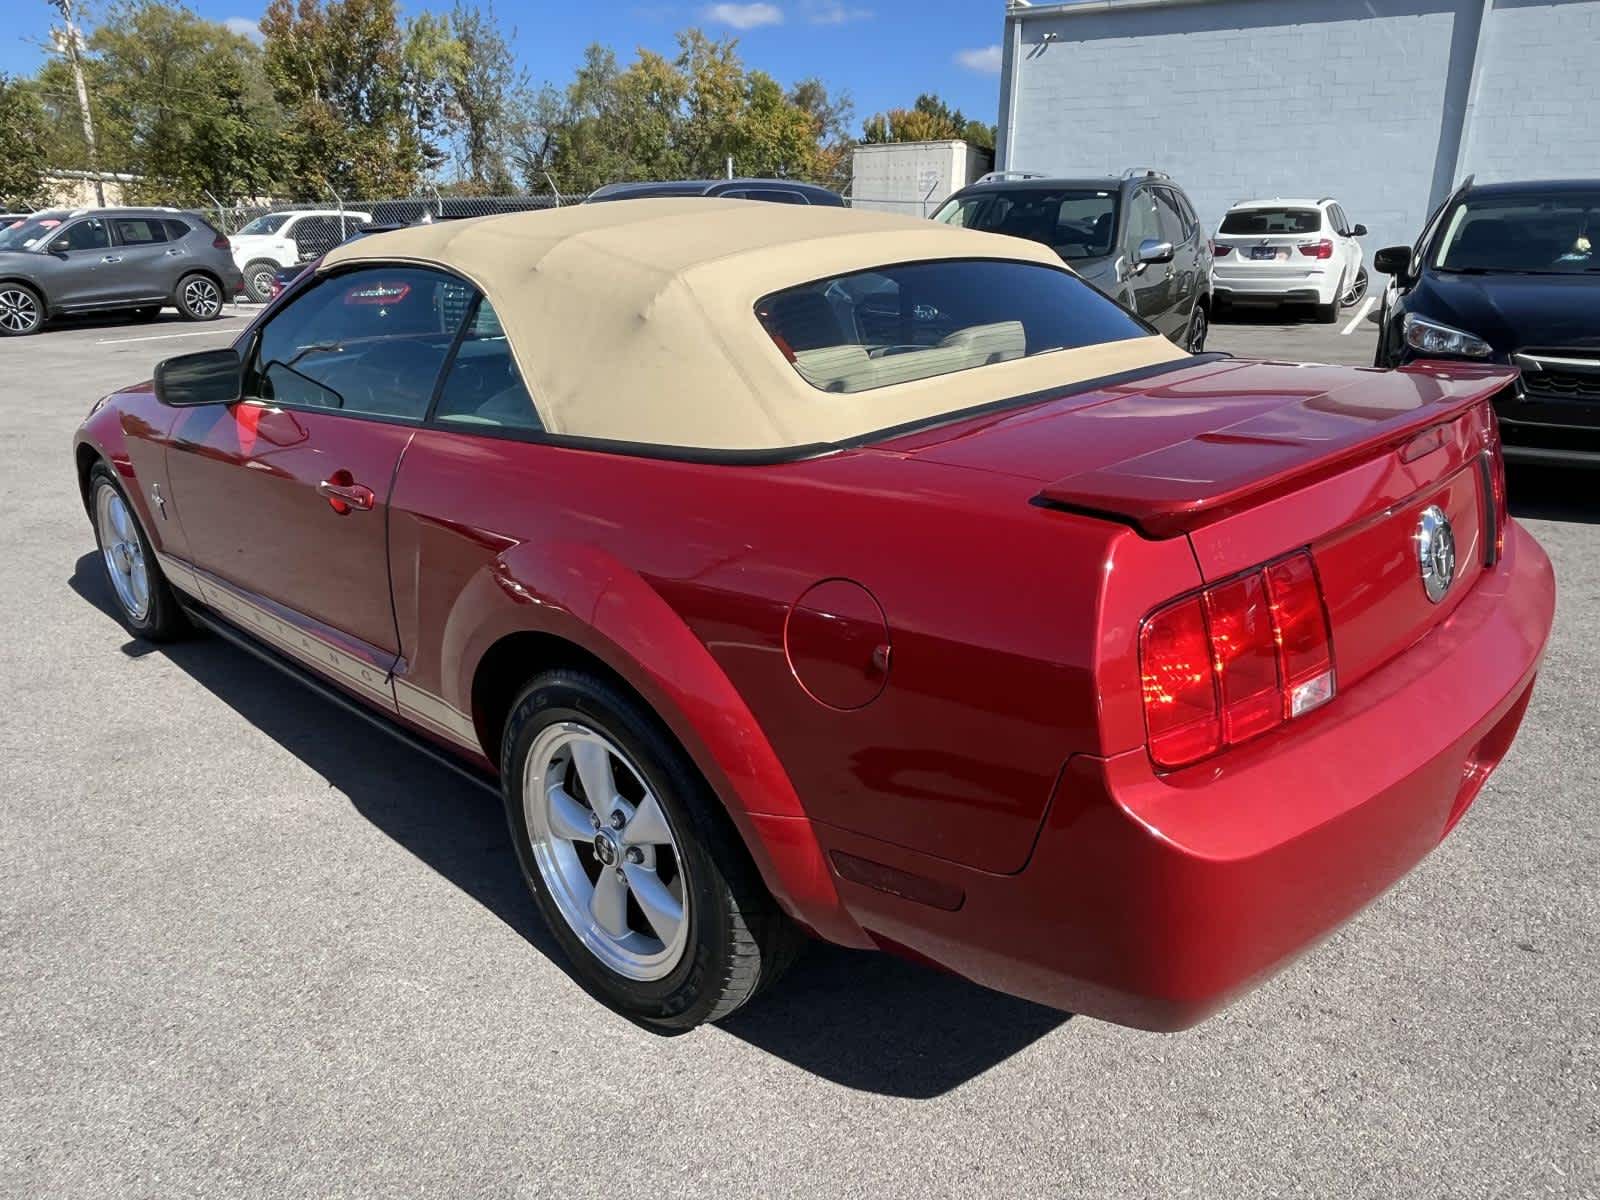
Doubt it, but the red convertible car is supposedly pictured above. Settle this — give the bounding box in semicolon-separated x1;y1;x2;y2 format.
75;201;1554;1031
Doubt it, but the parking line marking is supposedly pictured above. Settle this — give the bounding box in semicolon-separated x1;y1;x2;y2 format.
95;328;240;345
1341;295;1376;335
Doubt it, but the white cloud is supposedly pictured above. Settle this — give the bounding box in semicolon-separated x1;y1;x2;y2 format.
806;1;872;22
702;2;783;28
955;44;1003;74
223;15;263;43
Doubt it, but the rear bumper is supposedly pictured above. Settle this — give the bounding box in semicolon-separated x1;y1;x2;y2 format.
1213;267;1336;305
810;522;1554;1029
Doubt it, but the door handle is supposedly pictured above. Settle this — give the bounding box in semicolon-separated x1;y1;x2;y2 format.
164;248;184;256
101;255;123;263
317;477;375;514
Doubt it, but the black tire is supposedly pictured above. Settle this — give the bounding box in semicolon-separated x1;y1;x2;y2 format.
86;463;189;641
502;668;803;1029
174;272;224;321
242;259;278;304
1315;293;1340;324
0;282;44;336
1186;301;1208;353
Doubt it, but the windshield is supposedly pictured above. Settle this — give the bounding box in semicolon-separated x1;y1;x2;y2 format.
1219;207;1322;236
237;213;291;236
1433;192;1599;273
0;216;65;250
933;189;1119;260
756;258;1147;394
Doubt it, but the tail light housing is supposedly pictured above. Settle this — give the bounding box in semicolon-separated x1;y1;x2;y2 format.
1296;239;1334;259
1480;402;1508;563
212;233;230;250
1210;240;1231;257
1139;550;1336;769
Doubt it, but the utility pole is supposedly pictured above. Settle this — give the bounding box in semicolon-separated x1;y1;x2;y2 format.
50;0;105;207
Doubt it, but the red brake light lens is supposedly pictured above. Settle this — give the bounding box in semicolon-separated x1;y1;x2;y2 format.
1140;550;1336;769
213;233;230;250
1210;240;1232;257
1296;239;1334;259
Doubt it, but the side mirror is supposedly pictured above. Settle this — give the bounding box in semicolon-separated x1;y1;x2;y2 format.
1134;237;1175;267
48;238;70;256
154;347;242;407
1373;245;1412;277
1351;223;1368;237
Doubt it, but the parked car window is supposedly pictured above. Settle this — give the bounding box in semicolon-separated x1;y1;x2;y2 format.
52;219;110;252
111;218;168;246
163;219;193;240
1173;190;1200;231
236;213;291;236
934;189;1119;261
756;258;1146;394
1431;190;1600;273
1125;189;1162;250
289;216;350;259
1153;189;1190;245
1219;208;1322;235
741;188;808;205
246;266;472;421
432;298;542;431
1329;205;1350;236
0;215;66;250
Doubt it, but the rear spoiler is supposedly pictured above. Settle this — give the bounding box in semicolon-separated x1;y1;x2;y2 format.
1034;363;1517;539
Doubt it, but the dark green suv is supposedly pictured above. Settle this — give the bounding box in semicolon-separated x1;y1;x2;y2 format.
932;170;1213;352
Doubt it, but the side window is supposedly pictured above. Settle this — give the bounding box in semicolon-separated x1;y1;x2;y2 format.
1125;189;1162;251
163;219;193;240
55;218;110;252
1174;191;1200;234
290;216;340;259
744;188;808;205
1331;205;1350;236
246;266;471;421
1153;189;1189;245
432;298;542;431
111;218;168;246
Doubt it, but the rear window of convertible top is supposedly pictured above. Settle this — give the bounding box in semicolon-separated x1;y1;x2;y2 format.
754;259;1146;394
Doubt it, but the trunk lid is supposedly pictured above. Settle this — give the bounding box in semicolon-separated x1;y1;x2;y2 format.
878;357;1514;693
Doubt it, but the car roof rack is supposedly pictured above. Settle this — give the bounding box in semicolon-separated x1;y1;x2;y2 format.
974;170;1049;184
1122;167;1171;181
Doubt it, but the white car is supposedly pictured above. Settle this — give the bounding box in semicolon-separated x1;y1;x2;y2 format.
230;209;372;302
1210;198;1368;323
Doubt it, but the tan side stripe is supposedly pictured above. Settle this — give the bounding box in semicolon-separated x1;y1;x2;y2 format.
394;679;479;750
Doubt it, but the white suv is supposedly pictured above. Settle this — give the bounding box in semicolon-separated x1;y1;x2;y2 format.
231;209;372;302
1211;198;1367;323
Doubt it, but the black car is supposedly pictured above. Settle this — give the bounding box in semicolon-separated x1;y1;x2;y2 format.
584;179;846;206
1374;177;1600;466
930;170;1213;352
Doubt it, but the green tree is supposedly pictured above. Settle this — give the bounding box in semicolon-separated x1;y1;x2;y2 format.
0;74;50;208
862;92;994;149
260;0;448;197
444;2;521;189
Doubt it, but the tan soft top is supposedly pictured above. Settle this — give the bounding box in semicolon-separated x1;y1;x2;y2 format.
320;198;1185;451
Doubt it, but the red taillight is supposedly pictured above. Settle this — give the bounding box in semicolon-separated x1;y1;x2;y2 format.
1491;444;1507;559
268;279;284;300
1210;240;1232;257
1296;239;1334;260
213;234;230;250
1140;550;1336;769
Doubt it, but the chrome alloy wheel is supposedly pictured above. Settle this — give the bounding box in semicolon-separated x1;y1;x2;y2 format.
0;287;41;334
1186;303;1208;354
96;485;151;621
1341;267;1369;308
524;723;690;980
183;276;222;318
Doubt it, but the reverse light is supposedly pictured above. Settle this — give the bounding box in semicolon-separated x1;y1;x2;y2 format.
1140;550;1336;770
1296;239;1334;259
1403;313;1492;359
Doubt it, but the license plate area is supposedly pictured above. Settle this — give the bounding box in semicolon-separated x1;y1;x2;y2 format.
1249;246;1288;261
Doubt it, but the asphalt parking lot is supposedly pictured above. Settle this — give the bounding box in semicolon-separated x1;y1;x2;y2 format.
2;306;1596;1199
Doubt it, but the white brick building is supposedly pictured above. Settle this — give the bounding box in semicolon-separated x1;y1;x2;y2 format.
996;0;1600;253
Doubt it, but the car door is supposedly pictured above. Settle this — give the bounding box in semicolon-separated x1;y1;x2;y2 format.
106;217;176;303
289;216;342;263
1332;204;1364;286
42;217;115;309
164;264;474;701
1123;187;1176;336
1153;187;1198;330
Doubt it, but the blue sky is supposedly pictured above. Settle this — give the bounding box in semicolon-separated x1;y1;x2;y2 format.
2;1;1009;133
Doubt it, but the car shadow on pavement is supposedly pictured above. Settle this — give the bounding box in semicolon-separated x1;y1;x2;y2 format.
70;553;1070;1098
1212;303;1335;327
1508;465;1600;525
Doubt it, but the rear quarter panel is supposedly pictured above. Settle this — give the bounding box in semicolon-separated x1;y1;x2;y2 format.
387;432;1203;876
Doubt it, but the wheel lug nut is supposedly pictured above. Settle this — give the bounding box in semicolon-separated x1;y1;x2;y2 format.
625;847;644;864
614;868;627;883
609;811;626;830
589;812;600;829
